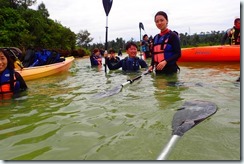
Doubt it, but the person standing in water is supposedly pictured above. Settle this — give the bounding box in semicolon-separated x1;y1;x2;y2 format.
221;18;240;45
106;42;148;72
105;48;120;65
90;48;102;66
141;34;151;59
0;48;27;99
148;11;181;75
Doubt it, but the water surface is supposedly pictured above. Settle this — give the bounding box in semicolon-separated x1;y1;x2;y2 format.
0;57;240;160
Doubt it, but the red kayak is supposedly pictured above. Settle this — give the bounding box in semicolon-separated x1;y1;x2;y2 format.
178;45;240;62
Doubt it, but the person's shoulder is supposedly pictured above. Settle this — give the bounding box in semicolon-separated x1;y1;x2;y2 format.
168;31;180;41
14;71;24;80
169;31;178;37
123;56;128;60
14;71;21;77
153;34;160;39
138;57;145;62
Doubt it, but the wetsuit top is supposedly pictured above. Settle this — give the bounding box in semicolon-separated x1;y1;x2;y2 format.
90;54;102;66
106;56;148;72
107;56;120;65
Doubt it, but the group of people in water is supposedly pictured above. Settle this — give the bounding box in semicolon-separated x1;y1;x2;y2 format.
91;11;182;75
0;10;240;99
91;11;240;75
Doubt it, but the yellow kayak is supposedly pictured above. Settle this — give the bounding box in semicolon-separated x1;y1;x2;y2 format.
16;56;75;81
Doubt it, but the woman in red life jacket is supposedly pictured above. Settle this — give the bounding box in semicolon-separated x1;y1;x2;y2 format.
148;11;181;75
0;48;27;99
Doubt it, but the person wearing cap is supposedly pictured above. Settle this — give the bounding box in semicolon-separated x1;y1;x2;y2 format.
148;11;181;75
0;48;27;99
221;18;240;45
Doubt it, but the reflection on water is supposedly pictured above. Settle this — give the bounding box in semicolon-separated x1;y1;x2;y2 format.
0;58;240;160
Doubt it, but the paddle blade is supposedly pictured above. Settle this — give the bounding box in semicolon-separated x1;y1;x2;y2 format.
172;100;217;136
139;22;144;30
102;0;113;16
94;85;122;99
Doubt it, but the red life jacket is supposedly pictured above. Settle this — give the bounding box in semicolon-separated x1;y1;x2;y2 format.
0;69;19;99
153;29;171;64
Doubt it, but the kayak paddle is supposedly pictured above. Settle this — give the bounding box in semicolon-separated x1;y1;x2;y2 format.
157;100;217;160
139;22;145;57
102;0;113;74
94;70;150;98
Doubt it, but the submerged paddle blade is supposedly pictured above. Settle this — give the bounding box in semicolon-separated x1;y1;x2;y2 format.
157;100;217;160
102;0;113;16
172;100;217;136
94;85;122;99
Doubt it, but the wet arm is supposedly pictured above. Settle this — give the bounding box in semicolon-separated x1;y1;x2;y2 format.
15;72;28;91
106;58;122;70
221;32;228;45
165;34;181;63
139;59;148;68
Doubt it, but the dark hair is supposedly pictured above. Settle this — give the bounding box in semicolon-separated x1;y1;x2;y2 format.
93;48;100;54
0;49;16;92
108;48;116;54
143;34;148;40
155;11;168;21
0;48;15;70
234;18;240;24
125;42;138;50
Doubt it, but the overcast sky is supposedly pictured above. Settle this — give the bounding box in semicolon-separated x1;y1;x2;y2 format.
30;0;240;44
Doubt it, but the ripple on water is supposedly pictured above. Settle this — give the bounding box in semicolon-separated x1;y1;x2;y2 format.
0;58;240;160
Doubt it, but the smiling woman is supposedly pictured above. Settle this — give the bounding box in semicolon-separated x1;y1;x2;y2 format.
0;49;27;99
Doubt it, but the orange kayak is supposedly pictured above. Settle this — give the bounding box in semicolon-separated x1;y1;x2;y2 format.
16;56;74;81
178;45;240;62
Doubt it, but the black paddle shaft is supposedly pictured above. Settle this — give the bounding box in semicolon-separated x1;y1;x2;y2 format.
127;71;150;84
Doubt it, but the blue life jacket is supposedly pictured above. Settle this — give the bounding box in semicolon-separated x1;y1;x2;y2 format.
153;31;175;65
141;40;149;52
0;69;20;94
31;50;61;66
122;57;140;71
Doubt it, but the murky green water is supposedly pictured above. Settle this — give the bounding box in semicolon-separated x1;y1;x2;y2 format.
0;57;240;160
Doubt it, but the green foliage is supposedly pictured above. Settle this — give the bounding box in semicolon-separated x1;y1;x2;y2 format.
179;31;226;48
0;8;30;47
0;1;227;56
71;48;91;57
0;3;76;52
76;30;93;48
